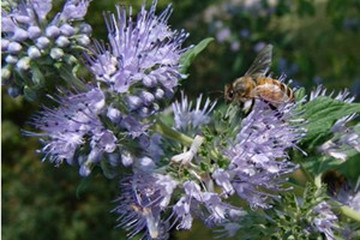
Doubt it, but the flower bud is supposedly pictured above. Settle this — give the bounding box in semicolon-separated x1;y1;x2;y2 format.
14;15;32;24
28;26;42;39
155;88;165;99
12;28;28;41
60;24;75;36
2;68;11;80
79;23;92;34
16;57;31;71
50;48;64;59
7;42;22;53
140;91;155;105
143;75;157;87
27;46;41;59
107;107;122;123
36;37;50;49
7;86;21;98
76;34;90;46
126;95;143;110
2;39;9;51
5;55;18;64
45;25;60;38
153;103;160;111
139;107;151;118
55;36;70;47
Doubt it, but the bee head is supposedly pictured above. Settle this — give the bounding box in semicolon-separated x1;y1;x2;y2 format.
233;77;247;94
224;83;235;104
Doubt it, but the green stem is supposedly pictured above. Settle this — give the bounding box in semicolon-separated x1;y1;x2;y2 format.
59;65;88;92
151;119;193;146
340;205;360;222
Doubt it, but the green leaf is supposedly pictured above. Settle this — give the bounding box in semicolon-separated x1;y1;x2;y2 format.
302;155;343;175
294;87;306;102
31;63;45;88
23;86;37;101
76;176;91;199
179;37;213;74
299;96;360;145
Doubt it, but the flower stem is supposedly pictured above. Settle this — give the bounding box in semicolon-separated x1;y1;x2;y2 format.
151;119;193;146
340;205;360;222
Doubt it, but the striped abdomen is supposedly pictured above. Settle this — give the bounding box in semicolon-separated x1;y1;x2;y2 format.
253;76;294;103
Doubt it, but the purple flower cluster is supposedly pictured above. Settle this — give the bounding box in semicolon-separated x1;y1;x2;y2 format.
28;88;117;176
85;2;189;118
221;101;304;208
2;0;91;97
113;172;177;239
29;1;189;177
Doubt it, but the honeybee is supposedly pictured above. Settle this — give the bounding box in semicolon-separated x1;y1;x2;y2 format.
224;44;294;106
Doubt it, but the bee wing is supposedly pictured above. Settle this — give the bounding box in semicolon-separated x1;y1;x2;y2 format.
250;83;284;104
245;44;273;77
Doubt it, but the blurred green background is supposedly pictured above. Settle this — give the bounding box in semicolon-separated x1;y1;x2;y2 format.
3;0;360;239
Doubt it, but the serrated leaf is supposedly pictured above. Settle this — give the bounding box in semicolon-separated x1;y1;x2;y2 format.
299;96;360;145
179;37;213;74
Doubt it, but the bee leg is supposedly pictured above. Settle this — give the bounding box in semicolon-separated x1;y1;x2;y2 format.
263;100;284;119
243;99;254;116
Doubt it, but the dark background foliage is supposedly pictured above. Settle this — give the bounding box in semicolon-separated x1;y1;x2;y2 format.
3;0;360;239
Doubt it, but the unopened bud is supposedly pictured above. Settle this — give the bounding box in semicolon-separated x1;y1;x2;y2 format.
36;37;50;49
60;24;75;36
55;36;70;47
79;23;92;34
2;68;11;80
27;46;41;59
12;28;28;41
5;55;18;64
7;86;20;98
28;26;42;39
2;39;9;51
50;48;64;59
16;57;31;71
8;42;22;53
45;25;60;38
76;35;90;46
126;95;143;110
155;88;165;99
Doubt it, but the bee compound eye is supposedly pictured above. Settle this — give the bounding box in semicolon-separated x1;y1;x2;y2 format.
228;90;234;99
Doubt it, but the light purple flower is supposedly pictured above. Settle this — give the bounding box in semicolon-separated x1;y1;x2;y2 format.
113;172;177;239
173;180;244;230
319;114;360;161
172;91;217;131
60;0;89;21
27;88;117;176
212;169;234;197
310;85;355;103
85;1;189;95
223;101;304;208
313;201;338;240
173;196;193;230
